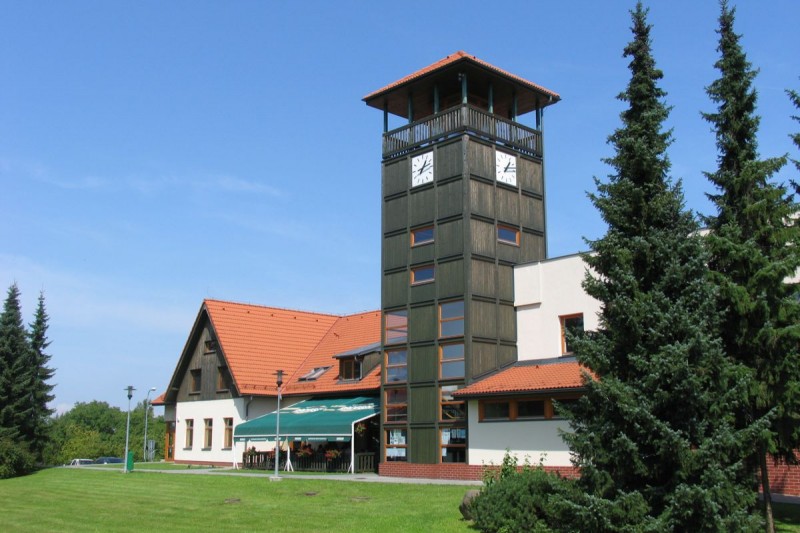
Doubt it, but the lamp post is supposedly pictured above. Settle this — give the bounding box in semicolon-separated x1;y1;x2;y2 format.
143;387;156;462
273;370;283;480
123;386;136;473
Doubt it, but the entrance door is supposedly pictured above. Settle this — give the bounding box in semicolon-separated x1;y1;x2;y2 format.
165;422;175;461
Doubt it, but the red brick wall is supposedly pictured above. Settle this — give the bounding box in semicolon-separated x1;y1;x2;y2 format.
767;457;800;497
378;462;579;481
380;460;799;496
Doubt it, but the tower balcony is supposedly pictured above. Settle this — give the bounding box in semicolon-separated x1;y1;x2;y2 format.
382;104;542;160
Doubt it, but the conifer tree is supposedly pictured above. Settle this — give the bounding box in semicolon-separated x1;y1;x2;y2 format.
26;292;55;460
790;86;800;171
560;4;760;530
702;4;800;531
0;283;34;441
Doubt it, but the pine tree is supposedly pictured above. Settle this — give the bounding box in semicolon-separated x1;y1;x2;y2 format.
0;284;34;442
790;86;800;172
702;4;800;531
560;4;761;530
26;292;55;460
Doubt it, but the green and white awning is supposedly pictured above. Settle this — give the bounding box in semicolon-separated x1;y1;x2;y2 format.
233;396;378;443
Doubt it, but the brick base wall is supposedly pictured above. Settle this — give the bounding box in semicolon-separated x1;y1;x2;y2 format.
767;456;800;497
378;461;579;481
380;459;799;496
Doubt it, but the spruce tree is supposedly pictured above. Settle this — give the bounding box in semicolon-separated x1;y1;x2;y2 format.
790;86;800;172
0;284;34;442
702;4;800;531
26;292;55;460
560;4;760;530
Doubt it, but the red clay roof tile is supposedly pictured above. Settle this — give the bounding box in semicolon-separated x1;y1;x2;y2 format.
454;361;588;397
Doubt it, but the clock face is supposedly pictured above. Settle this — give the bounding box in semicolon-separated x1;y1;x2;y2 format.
495;151;517;186
411;152;434;187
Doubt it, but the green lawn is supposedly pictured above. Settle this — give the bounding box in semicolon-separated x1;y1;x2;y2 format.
0;468;474;532
2;467;798;532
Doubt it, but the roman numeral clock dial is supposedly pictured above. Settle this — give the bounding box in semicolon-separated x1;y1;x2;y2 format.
411;151;434;187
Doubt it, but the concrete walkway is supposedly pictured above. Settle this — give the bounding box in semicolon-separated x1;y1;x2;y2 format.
128;466;482;486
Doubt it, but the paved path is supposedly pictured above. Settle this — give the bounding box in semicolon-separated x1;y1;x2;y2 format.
126;466;482;486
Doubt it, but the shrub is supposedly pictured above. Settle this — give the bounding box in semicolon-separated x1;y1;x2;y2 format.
0;437;36;479
471;459;583;533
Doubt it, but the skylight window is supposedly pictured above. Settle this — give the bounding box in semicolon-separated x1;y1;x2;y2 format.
298;366;331;381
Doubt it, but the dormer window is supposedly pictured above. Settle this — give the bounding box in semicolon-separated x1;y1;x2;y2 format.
299;366;331;381
339;358;362;381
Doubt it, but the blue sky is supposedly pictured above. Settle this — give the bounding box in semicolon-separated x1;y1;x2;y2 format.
1;1;798;413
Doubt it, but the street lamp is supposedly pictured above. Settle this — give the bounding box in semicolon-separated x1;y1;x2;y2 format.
123;386;136;474
143;387;156;462
272;370;283;480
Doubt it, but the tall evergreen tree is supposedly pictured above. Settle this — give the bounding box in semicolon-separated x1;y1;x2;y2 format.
560;4;760;530
702;4;800;531
0;283;34;441
790;86;800;172
26;292;55;460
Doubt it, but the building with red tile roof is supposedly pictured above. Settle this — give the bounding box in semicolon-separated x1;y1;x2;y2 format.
157;299;381;466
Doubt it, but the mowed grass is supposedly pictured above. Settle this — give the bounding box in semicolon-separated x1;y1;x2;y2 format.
0;467;475;533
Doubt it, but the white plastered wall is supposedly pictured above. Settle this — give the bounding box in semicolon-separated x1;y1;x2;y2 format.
174;396;305;465
466;399;573;466
514;254;601;361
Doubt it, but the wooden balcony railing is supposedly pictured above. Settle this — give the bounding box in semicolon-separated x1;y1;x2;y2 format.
382;104;542;159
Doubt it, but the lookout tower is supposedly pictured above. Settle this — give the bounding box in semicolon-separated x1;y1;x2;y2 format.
364;51;560;468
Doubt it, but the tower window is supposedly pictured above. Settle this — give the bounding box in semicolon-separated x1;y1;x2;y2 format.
440;343;465;380
386;349;408;383
411;265;435;285
560;314;584;355
385;428;407;462
441;385;465;421
497;225;520;246
441;427;467;463
439;300;464;338
385;310;408;344
385;388;408;423
411;226;434;246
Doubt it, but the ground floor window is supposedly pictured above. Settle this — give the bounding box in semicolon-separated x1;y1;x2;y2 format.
441;427;466;463
204;418;213;448
185;419;194;448
385;428;407;462
223;418;233;449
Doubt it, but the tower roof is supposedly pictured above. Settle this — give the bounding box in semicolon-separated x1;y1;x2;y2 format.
364;51;560;119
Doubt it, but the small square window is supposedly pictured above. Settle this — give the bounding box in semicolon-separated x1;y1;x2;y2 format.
497;225;520;246
411;226;434;246
411;265;435;285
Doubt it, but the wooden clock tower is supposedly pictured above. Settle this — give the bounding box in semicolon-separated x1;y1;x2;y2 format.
363;51;560;470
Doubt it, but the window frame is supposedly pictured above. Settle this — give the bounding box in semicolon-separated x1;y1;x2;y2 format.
223;417;233;449
410;225;434;247
184;419;194;449
384;309;408;345
410;265;435;285
560;313;585;355
439;343;465;380
440;385;466;422
440;427;467;463
203;418;213;449
384;387;408;424
478;395;580;422
497;224;520;246
438;300;465;338
216;367;228;392
385;428;408;462
385;349;408;384
189;369;201;394
339;358;362;381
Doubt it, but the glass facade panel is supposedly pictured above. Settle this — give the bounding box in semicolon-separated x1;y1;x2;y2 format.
439;300;464;338
385;310;408;344
386;350;408;383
